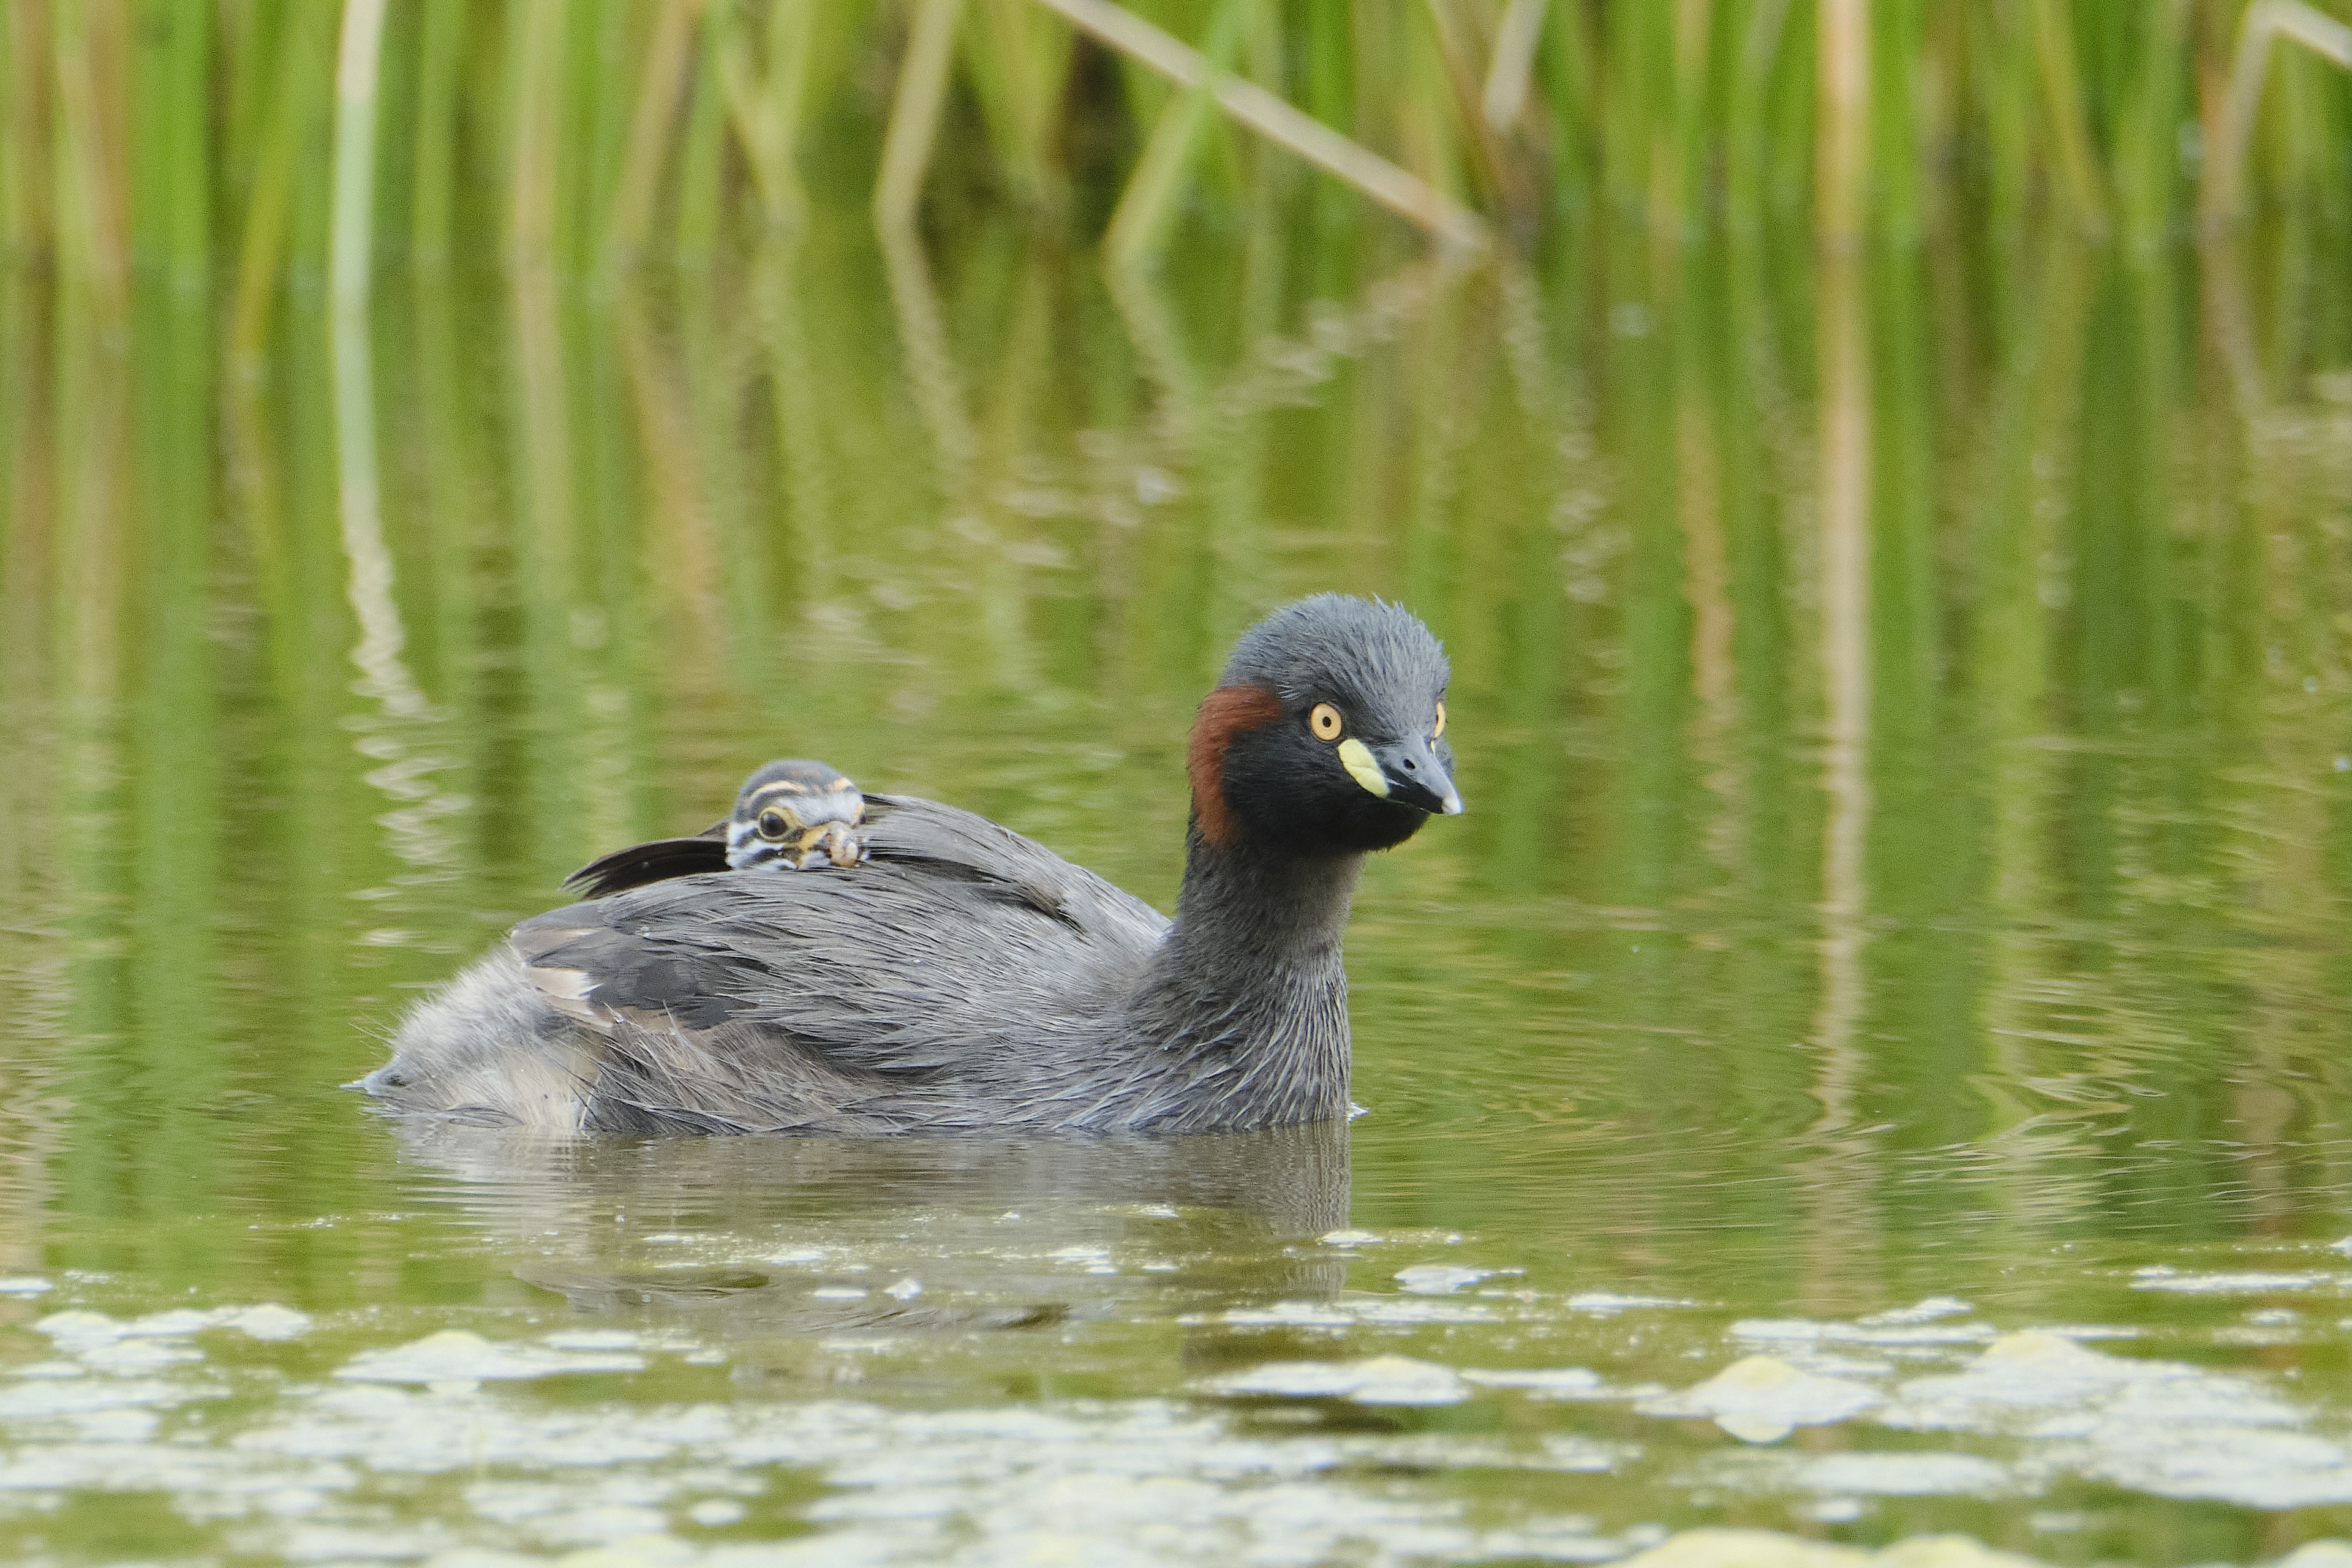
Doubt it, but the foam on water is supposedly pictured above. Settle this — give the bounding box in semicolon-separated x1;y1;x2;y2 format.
6;1239;2352;1561
1638;1355;1883;1444
334;1331;650;1386
1205;1355;1473;1406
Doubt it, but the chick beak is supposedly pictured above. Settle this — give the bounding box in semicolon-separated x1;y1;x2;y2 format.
1375;736;1464;816
827;829;865;868
794;820;868;869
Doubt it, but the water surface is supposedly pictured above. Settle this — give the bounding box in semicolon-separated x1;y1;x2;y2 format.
2;218;2352;1564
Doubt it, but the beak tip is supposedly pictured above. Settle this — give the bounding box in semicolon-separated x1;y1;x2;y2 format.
1439;792;1463;816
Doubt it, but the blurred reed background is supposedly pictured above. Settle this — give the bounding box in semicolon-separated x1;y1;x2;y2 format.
0;0;2347;287
0;1;2350;1293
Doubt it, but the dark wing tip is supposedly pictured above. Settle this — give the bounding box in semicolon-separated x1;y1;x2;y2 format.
563;831;730;899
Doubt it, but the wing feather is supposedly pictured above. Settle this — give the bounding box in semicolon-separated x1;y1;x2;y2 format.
564;826;729;899
508;796;1167;1107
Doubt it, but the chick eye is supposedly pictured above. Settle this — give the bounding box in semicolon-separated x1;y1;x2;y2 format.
1309;703;1343;741
756;809;794;840
1432;701;1446;739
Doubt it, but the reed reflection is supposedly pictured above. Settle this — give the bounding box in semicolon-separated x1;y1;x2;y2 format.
0;211;2345;1303
1798;241;1875;1315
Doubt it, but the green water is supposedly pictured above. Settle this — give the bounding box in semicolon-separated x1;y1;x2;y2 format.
3;216;2352;1566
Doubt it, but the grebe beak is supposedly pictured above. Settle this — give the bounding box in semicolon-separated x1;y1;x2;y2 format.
1370;736;1463;816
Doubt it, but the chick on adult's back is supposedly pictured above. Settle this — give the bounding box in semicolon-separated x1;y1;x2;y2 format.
361;595;1461;1136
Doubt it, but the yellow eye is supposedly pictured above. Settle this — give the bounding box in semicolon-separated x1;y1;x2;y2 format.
1433;701;1446;739
1309;703;1343;741
756;809;795;840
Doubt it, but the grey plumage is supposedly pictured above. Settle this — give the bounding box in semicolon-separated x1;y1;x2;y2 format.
361;594;1457;1137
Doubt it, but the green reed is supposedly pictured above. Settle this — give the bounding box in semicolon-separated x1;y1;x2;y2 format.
1;1;2346;283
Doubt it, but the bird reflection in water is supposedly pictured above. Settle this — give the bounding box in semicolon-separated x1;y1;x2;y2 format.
388;1118;1352;1360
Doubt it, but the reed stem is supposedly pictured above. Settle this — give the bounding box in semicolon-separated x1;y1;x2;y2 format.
673;10;727;262
508;1;564;270
606;0;699;268
3;3;2350;285
714;0;801;228
228;7;333;369
1815;0;1866;247
874;0;963;233
1482;0;1548;134
50;0;128;315
764;0;821;221
2120;0;2192;251
330;0;386;315
2;3;51;263
2204;0;2352;233
1034;0;1487;249
410;0;464;269
2031;0;2111;237
129;1;207;282
1103;0;1250;270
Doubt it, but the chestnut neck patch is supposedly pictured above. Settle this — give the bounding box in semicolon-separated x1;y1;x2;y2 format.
1186;685;1283;847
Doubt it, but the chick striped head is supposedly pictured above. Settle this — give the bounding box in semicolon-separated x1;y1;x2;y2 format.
723;760;869;872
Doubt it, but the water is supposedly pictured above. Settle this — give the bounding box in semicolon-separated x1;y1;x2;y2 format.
3;216;2352;1565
